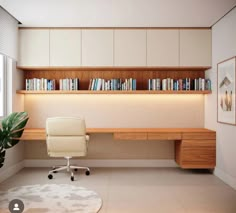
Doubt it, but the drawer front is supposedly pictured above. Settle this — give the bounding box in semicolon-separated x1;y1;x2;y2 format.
180;140;216;168
114;132;147;140
182;132;216;140
148;133;181;140
182;139;216;146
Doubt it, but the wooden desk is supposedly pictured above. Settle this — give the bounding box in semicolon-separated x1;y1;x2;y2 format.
21;128;216;169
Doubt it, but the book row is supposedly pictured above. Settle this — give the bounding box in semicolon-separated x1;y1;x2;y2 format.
25;78;56;91
88;78;137;91
59;78;79;91
25;78;79;91
25;78;211;91
148;78;211;91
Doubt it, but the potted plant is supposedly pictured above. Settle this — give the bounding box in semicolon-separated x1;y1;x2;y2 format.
0;112;29;168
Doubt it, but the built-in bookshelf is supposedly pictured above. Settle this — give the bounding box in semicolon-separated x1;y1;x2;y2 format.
17;66;212;94
16;90;211;94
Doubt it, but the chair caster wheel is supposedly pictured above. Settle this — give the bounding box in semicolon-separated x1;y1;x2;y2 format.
52;167;58;173
74;169;78;172
71;176;74;181
85;170;90;176
48;174;53;179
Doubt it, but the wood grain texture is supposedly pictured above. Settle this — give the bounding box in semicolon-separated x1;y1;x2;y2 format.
21;128;215;140
175;139;216;169
148;133;181;140
182;132;216;139
114;133;147;140
175;140;181;165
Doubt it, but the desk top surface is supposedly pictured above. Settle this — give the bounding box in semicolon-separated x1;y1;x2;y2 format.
24;127;215;133
21;128;215;140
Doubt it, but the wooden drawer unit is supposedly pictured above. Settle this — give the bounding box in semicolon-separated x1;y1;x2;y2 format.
175;139;216;169
114;132;147;140
148;133;181;140
182;132;216;140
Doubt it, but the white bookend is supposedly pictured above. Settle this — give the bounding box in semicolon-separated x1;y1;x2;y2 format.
102;79;105;90
199;78;202;90
162;79;166;90
202;78;205;90
167;78;170;90
25;79;28;90
96;78;102;90
152;79;156;90
170;79;174;90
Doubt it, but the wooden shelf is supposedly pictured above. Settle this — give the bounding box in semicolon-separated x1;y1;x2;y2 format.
17;66;211;71
16;90;212;94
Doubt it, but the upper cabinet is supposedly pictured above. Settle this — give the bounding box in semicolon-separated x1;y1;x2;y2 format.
180;29;212;67
50;29;81;66
147;30;179;66
18;29;50;67
18;28;212;68
82;30;113;66
114;30;146;66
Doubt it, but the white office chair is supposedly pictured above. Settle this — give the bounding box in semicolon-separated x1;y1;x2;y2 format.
46;117;90;181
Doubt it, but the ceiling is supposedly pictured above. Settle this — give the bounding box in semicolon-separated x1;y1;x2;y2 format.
0;0;236;27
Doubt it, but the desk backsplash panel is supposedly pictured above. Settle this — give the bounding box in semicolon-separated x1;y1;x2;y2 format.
24;94;204;128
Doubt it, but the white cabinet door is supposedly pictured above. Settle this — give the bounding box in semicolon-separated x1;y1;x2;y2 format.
18;29;49;66
147;30;179;66
114;30;146;66
180;29;212;67
50;29;81;66
82;30;113;66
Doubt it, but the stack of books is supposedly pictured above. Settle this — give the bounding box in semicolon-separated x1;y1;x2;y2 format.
25;78;56;91
88;78;136;91
59;78;79;90
148;78;211;91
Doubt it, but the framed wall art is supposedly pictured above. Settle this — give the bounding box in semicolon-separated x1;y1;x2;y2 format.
217;56;236;125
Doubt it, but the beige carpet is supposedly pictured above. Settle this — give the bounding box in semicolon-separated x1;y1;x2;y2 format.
0;184;102;213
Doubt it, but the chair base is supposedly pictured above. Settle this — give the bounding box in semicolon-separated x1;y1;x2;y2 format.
48;157;90;181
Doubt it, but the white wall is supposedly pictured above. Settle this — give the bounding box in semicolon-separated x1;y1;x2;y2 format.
24;94;204;161
25;95;204;128
205;7;236;189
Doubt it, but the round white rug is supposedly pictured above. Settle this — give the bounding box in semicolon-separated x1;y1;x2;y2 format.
0;184;102;213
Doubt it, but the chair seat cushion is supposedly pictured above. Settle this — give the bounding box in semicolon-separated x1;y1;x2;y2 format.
47;136;87;155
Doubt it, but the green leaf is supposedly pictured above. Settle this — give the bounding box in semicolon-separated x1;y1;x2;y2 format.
0;149;6;168
0;129;3;145
0;112;29;167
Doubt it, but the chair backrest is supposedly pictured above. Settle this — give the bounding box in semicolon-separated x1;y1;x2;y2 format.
46;117;86;136
46;117;87;157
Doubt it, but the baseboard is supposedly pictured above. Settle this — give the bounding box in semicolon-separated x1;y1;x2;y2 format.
24;159;178;168
0;161;24;183
214;167;236;190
